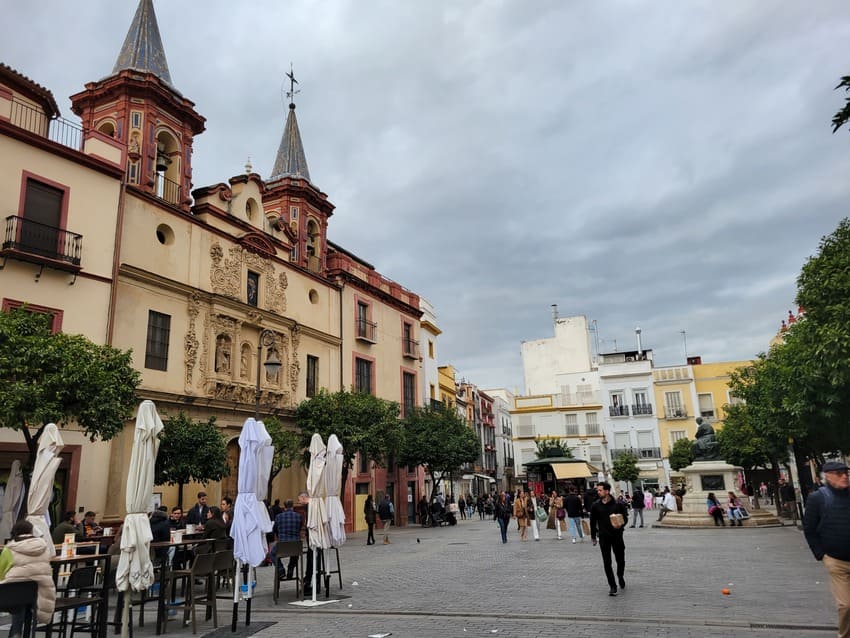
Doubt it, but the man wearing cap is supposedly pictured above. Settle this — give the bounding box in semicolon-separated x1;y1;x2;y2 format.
804;460;850;637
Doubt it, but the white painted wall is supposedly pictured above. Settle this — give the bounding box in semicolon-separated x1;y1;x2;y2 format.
521;315;593;395
419;297;440;406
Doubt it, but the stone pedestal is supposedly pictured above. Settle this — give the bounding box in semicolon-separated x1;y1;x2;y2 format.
657;460;782;528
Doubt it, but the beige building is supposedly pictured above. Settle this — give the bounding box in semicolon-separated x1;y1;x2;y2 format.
1;0;426;527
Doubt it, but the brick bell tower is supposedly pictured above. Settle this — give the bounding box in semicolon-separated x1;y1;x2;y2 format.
69;0;205;212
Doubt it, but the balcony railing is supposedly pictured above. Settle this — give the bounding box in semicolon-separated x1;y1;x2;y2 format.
609;405;629;417
3;215;82;269
402;338;419;359
356;318;377;343
611;447;661;460
154;173;182;206
632;403;653;416
9;98;83;151
665;407;688;419
586;422;600;435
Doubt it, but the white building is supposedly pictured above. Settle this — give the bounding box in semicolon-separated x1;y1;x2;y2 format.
483;389;515;491
521;315;594;395
419;297;441;407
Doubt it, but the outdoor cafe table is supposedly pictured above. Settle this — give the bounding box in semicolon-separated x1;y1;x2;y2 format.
149;538;213;635
49;552;112;638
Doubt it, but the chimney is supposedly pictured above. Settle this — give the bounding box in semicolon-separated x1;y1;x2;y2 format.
635;326;643;356
551;304;559;323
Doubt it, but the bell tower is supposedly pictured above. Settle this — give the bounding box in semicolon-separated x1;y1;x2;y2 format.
69;0;205;212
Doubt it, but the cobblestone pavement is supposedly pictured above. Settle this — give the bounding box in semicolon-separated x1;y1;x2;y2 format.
129;515;836;637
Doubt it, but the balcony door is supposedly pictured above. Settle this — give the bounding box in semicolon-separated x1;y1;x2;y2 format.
22;179;63;257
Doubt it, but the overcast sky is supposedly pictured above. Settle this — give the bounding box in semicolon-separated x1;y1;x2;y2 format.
5;2;850;392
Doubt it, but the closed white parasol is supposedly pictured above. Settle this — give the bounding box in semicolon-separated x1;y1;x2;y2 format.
25;424;64;555
324;434;346;547
0;460;24;542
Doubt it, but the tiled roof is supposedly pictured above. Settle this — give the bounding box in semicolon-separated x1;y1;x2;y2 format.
0;62;60;117
112;0;173;86
269;103;311;183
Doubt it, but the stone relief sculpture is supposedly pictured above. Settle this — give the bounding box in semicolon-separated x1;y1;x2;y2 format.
209;241;288;311
184;293;201;392
240;343;251;380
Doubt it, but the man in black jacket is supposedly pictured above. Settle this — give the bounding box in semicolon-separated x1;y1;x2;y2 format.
186;491;209;526
590;481;629;596
630;488;645;528
804;460;850;637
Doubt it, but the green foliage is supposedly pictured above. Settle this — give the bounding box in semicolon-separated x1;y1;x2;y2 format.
611;451;640;485
295;389;403;498
534;438;573;459
401;405;479;499
832;76;850;133
0;308;140;465
716;402;777;470
264;416;302;495
668;437;694;471
155;412;229;508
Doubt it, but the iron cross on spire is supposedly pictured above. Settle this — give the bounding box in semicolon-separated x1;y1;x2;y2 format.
285;63;300;105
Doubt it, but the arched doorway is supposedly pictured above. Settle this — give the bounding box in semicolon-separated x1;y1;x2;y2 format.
221;438;240;500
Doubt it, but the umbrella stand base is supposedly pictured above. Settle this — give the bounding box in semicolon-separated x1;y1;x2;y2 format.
288;599;341;608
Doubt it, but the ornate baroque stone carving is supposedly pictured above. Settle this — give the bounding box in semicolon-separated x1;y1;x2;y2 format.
289;324;301;400
184;293;201;392
209;241;288;312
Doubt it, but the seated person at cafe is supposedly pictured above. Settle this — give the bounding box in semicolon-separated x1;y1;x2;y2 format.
51;511;83;545
149;509;171;560
196;506;227;555
77;511;103;537
168;507;186;530
270;499;302;579
0;520;56;636
221;496;234;531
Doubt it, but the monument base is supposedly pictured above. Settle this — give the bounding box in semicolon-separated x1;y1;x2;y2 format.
656;460;782;528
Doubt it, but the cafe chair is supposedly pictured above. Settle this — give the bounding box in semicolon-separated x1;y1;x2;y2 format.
46;565;101;638
0;581;38;638
212;549;234;598
272;540;302;603
164;552;217;634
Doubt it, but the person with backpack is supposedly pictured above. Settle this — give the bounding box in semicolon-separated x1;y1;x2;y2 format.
804;460;850;637
378;494;393;544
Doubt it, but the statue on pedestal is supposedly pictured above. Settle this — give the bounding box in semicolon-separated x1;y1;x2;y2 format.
692;417;722;461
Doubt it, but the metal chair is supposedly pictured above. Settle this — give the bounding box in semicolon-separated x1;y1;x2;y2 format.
0;580;38;638
164;551;217;634
272;540;302;603
47;565;101;638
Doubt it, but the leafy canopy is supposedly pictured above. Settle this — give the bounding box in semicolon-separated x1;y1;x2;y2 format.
0;308;140;462
611;451;640;484
401;405;479;491
668;437;694;472
534;437;573;459
155;412;229;507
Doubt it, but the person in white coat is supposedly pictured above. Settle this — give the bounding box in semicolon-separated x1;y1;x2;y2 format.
529;492;541;541
657;488;678;521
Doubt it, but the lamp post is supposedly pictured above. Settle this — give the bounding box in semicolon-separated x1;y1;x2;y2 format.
255;329;282;419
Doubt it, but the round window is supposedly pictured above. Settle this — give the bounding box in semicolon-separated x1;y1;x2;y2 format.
156;223;174;245
309;289;319;304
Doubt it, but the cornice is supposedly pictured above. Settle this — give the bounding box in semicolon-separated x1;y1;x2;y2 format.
134;388;297;421
330;269;423;319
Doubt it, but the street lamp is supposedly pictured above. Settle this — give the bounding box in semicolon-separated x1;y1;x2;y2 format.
255;329;282;419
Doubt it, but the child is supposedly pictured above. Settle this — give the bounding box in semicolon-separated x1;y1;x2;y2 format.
0;520;56;637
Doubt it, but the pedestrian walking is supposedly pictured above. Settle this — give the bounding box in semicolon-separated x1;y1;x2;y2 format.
458;495;467;520
378;494;393;544
804;460;850;638
630;487;645;528
513;490;529;541
590;481;629;596
548;491;563;540
565;487;583;542
494;492;511;543
528;492;541;541
364;495;376;545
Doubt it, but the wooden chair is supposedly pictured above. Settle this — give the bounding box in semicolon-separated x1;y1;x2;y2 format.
272;540;302;603
164;551;217;634
0;580;38;638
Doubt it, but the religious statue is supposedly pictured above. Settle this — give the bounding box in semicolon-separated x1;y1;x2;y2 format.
265;347;280;384
215;335;231;375
240;344;250;380
692;417;722;461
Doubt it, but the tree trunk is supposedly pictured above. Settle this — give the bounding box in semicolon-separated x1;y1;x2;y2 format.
177;481;185;510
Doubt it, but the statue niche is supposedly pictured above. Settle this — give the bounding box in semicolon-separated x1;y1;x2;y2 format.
692;417;722;461
240;343;252;381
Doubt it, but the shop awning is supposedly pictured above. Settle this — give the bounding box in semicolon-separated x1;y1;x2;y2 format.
551;462;598;480
462;473;496;483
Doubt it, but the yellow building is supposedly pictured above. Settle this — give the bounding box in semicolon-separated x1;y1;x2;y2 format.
1;0;427;526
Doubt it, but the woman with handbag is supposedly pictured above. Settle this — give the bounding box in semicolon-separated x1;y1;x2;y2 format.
706;492;725;526
513;490;529;541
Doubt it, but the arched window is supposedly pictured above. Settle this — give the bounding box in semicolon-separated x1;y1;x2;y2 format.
154;129;181;205
97;120;116;138
306;218;321;272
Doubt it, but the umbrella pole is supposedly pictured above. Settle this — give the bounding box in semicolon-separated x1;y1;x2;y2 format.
121;590;129;638
312;548;318;603
245;566;253;626
231;559;242;632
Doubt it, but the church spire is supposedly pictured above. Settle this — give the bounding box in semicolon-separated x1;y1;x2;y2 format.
112;0;173;85
270;66;311;182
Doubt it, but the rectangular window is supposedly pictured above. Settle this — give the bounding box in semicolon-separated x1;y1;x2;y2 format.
21;178;64;258
145;310;171;370
665;391;684;418
128;161;139;184
306;355;318;398
2;298;63;333
585;412;600;435
402;372;416;417
589;445;603;462
564;413;579;436
354;357;373;394
428;340;434;358
131;111;142;128
290;206;299;220
698;393;715;419
430;384;436;400
247;271;259;307
358;453;368;474
290;243;298;262
609;391;628;417
632;389;652;415
670;430;687;444
728;391;744;406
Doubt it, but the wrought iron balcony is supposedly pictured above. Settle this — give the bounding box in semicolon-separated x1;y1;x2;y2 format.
356;318;377;343
611;447;661;460
632;403;653;416
154;173;182;206
665;407;688;419
609;405;629;417
2;215;82;270
9;98;83;151
402;338;419;359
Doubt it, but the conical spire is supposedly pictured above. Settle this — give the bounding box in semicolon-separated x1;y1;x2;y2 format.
270;103;311;182
112;0;173;85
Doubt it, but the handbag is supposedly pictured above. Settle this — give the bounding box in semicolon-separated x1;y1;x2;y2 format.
535;506;548;524
708;505;719;515
556;508;566;520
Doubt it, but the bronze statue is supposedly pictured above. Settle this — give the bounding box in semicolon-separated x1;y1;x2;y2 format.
692;417;722;461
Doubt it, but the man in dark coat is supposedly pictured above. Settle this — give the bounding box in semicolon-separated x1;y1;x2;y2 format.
590;481;629;596
186;491;209;526
630;488;645;528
